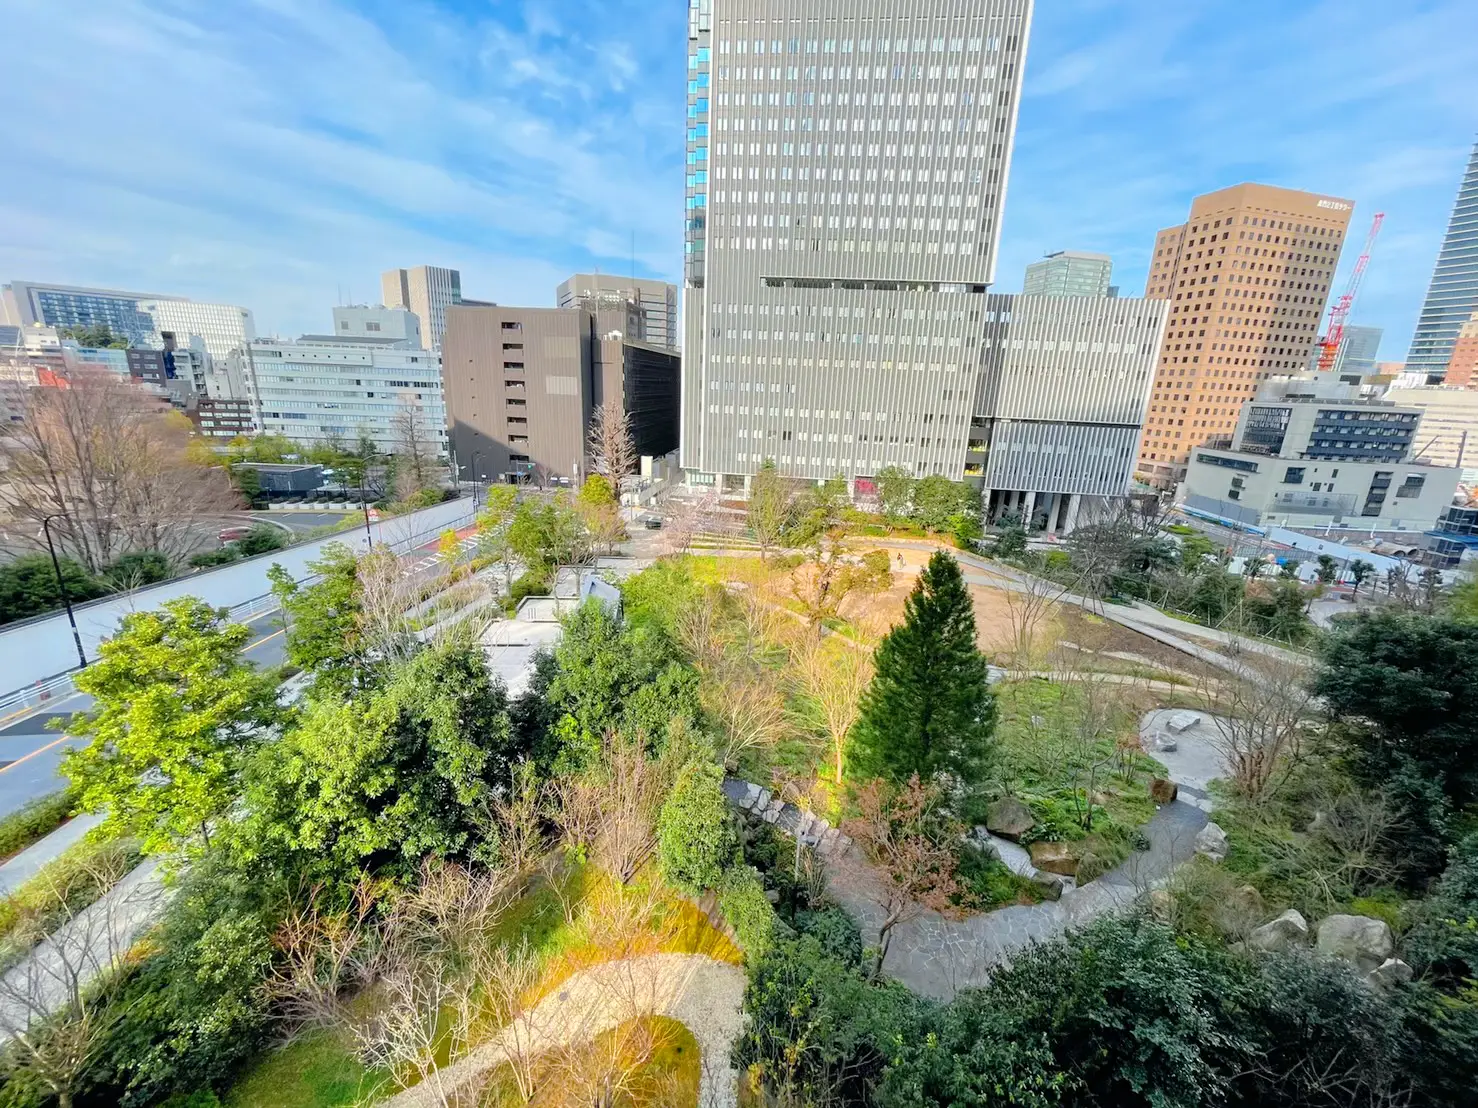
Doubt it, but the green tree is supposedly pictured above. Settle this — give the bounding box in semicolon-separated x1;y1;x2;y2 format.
62;598;279;854
59;323;127;349
849;551;996;786
273;543;366;692
242;640;516;882
657;760;737;894
911;476;971;533
1244;578;1312;643
0;553;108;625
788;476;849;546
1316;554;1339;584
1350;558;1375;598
577;473;617;509
992;512;1027;559
541;599;699;770
747;459;796;559
476;485;521;594
104;550;173;590
875;465;916;524
232;466;265;508
234;525;287;557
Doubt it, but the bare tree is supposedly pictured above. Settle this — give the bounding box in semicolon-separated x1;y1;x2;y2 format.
0;848;140;1108
842;776;961;979
391;399;439;500
356;544;420;664
1000;560;1074;677
262;877;380;1030
792;635;874;784
587;398;637;483
478;937;547;1101
550;732;665;884
0;371;237;572
1198;648;1315;802
701;660;790;767
488;760;546;880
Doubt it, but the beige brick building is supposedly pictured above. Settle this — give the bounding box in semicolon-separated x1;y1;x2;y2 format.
1136;183;1354;488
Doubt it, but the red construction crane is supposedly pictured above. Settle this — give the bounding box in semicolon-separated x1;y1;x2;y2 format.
1317;211;1384;374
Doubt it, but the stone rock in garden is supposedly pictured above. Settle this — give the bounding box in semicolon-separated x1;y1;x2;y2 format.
1316;914;1395;974
985;797;1035;843
1194;821;1228;862
761;800;783;825
1148;888;1173;922
753;787;772;812
1228;884;1265;919
1150;778;1179;804
1166;710;1201;734
1029;841;1078;877
764;889;781;904
1032;871;1065;901
743;782;763;809
818;827;840;855
1247;908;1309;953
1365;957;1414;989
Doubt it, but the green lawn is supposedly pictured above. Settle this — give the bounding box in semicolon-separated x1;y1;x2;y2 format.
224;1029;387;1108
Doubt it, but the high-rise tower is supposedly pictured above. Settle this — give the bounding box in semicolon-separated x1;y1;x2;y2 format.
1136;183;1352;488
681;0;1035;487
381;265;463;349
1405;141;1478;383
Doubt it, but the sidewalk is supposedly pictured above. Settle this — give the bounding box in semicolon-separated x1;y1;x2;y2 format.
0;811;106;896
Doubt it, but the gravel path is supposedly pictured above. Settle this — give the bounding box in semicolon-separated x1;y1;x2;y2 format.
381;953;745;1108
826;798;1207;999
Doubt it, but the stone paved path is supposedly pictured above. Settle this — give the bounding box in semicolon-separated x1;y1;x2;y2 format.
381;953;745;1108
826;798;1208;1000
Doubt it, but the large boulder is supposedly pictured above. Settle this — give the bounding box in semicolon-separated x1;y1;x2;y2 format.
1148;888;1173;923
1366;958;1414;989
985;797;1035;843
1029;841;1078;877
1316;914;1394;974
1194;821;1228;863
1031;871;1066;901
1248;908;1309;953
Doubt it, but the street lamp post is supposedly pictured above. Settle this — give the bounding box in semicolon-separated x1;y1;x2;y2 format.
358;452;393;549
471;451;484;510
41;515;87;670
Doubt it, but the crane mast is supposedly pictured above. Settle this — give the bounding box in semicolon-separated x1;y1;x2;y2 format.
1317;211;1384;374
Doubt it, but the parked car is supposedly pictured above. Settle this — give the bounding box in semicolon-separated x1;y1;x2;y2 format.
217;526;250;543
643;517;663;530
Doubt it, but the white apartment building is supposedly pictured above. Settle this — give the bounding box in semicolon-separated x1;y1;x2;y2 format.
138;298;256;364
1388;385;1478;479
238;333;447;457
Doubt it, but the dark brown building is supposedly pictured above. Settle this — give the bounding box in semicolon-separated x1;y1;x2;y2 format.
442;305;678;486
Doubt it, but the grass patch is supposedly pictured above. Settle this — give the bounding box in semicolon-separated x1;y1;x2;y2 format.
224;1028;387;1108
477;1015;700;1107
0;832;140;973
0;789;76;863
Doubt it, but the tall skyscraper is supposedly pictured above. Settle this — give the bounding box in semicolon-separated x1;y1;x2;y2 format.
681;0;1034;486
1023;250;1113;298
1;280;181;345
381;265;463;349
557;273;679;349
1405;141;1478;383
1136;183;1353;488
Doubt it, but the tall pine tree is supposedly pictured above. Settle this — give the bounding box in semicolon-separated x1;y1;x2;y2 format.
847;551;995;785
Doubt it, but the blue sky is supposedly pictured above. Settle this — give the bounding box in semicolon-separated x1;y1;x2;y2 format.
1;0;1474;360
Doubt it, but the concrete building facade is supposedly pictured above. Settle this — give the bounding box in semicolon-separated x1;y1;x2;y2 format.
1137;183;1353;488
382;265;462;349
442;305;680;486
557;274;680;349
1022;250;1113;298
239;333;446;456
331;305;423;348
1405;141;1478;382
1443;311;1478;387
138;298;256;364
681;0;1035;489
1386;385;1478;478
1179;377;1459;531
1307;322;1382;382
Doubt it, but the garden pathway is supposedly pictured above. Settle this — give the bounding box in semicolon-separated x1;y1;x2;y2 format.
824;797;1208;999
380;953;745;1108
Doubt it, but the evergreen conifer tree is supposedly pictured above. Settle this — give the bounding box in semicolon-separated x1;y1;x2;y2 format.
847;551;995;785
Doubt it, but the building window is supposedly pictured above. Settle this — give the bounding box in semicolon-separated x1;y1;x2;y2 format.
1282;467;1305;485
501;321;522;331
1395;474;1426;499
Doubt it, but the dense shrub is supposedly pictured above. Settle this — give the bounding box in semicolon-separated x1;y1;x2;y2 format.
0;553;109;626
104;551;173;590
657;760;737;895
793;904;863;968
717;864;779;960
0;790;76;860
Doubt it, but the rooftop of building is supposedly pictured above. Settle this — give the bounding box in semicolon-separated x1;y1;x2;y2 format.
1036;250;1112;262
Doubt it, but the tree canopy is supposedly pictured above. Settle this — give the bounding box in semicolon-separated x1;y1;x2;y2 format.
849;551;996;786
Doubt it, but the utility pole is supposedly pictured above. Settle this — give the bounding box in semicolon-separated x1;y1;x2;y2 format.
41;515;87;670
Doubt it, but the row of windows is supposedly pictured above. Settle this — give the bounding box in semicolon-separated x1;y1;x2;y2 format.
704;141;1003;161
708;235;980;254
716;34;1007;56
709;354;967;373
716;89;992;108
714;115;999;135
710;63;1000;83
709;192;981;209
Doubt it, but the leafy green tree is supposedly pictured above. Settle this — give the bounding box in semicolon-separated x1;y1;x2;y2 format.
787;476;849;546
231;466;265;507
541;599;699;770
273;543;365;692
1350;558;1375;598
104;550;174;590
948;511;983;550
0;553;108;625
234;525;287;557
242;640;516;882
59;323;127;349
876;465;916;524
849;551;996;786
1244;579;1311;643
747;459;796;558
1316;554;1338;584
577;473;617;509
992;512;1027;559
911;476;971;533
62;598;279;854
1405;833;1478;990
507;495;590;572
657;760;737;894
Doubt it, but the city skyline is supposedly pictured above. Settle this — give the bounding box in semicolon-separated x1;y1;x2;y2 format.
0;1;1474;351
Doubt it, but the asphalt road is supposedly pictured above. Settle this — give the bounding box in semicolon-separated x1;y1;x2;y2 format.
0;609;287;821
